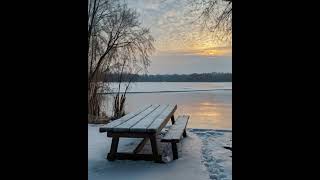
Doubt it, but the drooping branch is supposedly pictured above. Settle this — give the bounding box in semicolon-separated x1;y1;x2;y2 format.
190;0;232;41
88;0;154;117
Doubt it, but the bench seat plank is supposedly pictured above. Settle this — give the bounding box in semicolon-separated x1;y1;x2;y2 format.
161;115;189;142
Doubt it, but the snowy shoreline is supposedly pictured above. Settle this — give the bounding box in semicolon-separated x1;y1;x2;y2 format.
89;124;232;180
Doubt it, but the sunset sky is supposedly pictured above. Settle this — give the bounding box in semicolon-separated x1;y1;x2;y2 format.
127;0;232;74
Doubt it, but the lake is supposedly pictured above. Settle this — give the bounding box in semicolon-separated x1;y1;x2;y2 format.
102;82;232;129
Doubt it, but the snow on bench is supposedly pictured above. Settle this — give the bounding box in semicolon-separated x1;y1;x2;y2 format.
161;115;189;160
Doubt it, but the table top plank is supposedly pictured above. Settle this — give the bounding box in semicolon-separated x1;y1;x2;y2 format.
105;105;152;131
112;104;160;132
130;104;169;132
146;104;177;133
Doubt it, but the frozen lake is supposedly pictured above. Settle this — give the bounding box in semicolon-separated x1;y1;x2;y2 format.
102;82;232;129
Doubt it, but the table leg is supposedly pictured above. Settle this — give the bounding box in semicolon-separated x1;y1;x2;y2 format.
171;142;178;160
183;129;187;137
107;136;119;161
171;115;175;124
149;134;161;162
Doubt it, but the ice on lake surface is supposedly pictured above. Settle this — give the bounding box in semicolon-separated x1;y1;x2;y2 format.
107;82;232;93
102;82;232;129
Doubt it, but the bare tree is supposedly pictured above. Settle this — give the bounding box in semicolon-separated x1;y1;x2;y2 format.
111;56;142;119
190;0;232;42
88;0;155;118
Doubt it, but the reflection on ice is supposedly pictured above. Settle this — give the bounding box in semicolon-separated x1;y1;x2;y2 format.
103;90;232;129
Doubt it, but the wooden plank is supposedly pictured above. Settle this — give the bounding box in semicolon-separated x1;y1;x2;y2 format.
133;138;149;154
113;105;160;132
161;115;189;142
165;116;188;140
101;105;151;132
146;104;177;133
161;115;189;141
107;131;152;138
130;104;169;132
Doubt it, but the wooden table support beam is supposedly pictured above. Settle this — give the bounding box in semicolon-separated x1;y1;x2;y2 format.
107;153;163;162
133;137;149;154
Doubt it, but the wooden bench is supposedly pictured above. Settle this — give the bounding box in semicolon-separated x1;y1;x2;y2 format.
161;115;189;160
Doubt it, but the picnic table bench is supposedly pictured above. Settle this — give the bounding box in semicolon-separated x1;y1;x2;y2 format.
99;104;189;163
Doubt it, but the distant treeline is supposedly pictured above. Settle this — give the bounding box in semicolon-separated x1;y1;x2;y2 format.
105;72;232;82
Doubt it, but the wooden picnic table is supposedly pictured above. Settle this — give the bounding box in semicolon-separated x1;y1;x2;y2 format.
99;104;177;162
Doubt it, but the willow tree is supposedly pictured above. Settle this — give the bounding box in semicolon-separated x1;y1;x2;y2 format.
88;0;154;117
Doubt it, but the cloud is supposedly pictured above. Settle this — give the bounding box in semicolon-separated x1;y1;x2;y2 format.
155;46;232;57
126;0;232;73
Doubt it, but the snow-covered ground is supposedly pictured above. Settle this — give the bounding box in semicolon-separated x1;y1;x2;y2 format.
88;124;232;180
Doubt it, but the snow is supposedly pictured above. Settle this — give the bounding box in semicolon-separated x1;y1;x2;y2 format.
189;129;232;180
88;124;232;180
